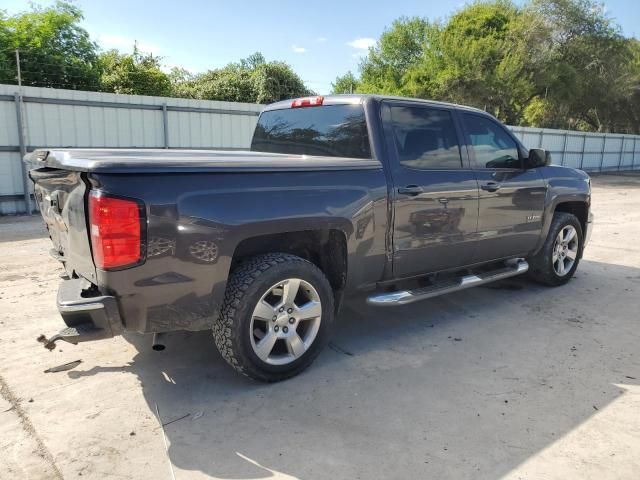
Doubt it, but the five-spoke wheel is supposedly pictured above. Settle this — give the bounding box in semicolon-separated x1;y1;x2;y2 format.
250;278;322;365
213;253;334;382
552;225;579;276
528;211;583;286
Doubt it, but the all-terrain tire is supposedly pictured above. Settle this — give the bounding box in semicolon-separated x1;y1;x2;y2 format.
213;253;335;382
527;212;583;286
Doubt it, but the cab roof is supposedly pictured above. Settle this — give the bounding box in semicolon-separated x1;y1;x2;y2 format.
262;94;487;115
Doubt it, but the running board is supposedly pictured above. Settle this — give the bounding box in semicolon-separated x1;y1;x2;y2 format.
367;260;529;307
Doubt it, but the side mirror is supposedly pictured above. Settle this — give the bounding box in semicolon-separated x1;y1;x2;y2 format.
527;148;551;168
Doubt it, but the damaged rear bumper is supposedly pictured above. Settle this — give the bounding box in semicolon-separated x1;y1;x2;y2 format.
38;278;123;350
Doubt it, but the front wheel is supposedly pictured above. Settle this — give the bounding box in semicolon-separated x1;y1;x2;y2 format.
527;212;583;286
213;253;334;382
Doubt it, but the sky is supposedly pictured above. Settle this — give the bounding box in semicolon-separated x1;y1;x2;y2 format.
3;0;640;94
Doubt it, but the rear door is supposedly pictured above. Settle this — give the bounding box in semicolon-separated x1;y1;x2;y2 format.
382;102;479;278
460;112;546;262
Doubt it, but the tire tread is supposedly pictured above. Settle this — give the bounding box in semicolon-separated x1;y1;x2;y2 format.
213;253;332;382
528;212;583;286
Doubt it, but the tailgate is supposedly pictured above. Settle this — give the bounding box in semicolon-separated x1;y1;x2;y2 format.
30;167;97;283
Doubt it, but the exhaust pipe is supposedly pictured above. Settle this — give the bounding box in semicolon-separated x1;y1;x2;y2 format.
152;332;167;351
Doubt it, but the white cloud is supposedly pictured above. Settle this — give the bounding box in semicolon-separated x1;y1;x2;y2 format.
291;44;307;53
315;36;327;43
97;34;161;54
347;37;376;50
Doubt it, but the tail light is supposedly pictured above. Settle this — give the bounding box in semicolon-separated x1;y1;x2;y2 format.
89;191;144;270
291;96;324;108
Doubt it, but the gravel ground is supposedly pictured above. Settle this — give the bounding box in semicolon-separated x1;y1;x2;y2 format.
0;173;639;480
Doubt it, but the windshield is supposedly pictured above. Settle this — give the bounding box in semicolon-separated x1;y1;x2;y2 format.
251;104;371;159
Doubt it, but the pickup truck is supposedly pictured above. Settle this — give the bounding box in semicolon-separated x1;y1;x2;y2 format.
27;94;593;381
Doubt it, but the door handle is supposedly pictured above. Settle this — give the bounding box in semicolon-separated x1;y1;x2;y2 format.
481;182;501;192
397;185;424;196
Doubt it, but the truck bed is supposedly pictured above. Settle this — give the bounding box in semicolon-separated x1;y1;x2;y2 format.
25;149;381;173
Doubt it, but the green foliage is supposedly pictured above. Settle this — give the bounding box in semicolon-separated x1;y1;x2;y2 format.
342;0;640;134
97;46;172;96
357;16;433;95
0;3;310;103
331;71;359;94
172;52;310;104
0;1;99;89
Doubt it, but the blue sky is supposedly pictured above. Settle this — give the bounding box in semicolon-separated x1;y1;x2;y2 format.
4;0;640;94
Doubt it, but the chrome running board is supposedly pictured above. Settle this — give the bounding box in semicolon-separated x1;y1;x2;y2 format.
367;259;529;307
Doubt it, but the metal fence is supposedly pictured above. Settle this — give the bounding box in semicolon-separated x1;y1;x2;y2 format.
0;84;261;215
510;126;640;172
1;83;639;215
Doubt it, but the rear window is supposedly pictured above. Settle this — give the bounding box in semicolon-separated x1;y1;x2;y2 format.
250;104;371;159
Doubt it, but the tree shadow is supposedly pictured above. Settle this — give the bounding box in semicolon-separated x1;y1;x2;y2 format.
67;259;640;479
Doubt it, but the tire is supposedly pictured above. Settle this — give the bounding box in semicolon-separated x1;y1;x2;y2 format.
213;253;335;382
527;212;583;286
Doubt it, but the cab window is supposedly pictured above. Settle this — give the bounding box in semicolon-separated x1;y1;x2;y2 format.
463;113;520;169
389;106;463;169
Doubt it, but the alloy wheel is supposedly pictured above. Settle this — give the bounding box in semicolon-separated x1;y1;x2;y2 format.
249;278;322;365
552;225;579;276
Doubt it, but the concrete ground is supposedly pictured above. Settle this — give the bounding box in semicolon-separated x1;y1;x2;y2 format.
1;173;639;480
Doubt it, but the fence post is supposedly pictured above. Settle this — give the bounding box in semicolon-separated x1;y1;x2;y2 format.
14;93;31;215
599;134;606;172
538;129;544;148
162;103;169;149
579;134;587;170
633;137;637;170
561;131;569;167
617;136;625;171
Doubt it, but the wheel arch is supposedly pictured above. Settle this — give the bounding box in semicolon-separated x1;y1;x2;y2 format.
230;229;348;294
532;193;590;256
554;201;589;236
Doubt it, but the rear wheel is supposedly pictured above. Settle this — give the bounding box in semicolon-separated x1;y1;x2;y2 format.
213;253;334;382
528;212;583;286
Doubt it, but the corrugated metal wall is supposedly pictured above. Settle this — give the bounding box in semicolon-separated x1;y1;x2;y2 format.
509;126;640;172
0;84;262;215
2;83;639;215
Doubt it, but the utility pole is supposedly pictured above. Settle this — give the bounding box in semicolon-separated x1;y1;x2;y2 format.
15;49;22;87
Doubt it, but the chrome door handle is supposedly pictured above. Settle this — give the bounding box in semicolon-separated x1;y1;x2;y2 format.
397;185;424;196
481;182;501;192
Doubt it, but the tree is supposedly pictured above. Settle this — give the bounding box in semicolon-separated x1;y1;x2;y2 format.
410;0;537;124
336;0;640;133
331;71;359;94
357;17;433;95
0;1;99;89
98;45;172;96
171;52;311;104
527;0;639;132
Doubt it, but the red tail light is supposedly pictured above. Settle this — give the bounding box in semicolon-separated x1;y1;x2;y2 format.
89;191;143;270
291;96;324;108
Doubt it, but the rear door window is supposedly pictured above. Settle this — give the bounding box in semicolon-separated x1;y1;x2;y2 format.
251;104;371;159
388;105;463;169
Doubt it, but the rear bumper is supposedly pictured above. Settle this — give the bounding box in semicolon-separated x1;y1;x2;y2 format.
584;211;594;247
57;278;123;338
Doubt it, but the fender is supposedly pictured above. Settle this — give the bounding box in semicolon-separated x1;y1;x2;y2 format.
531;165;591;256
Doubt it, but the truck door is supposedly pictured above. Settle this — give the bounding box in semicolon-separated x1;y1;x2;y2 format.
459;112;547;262
381;102;479;278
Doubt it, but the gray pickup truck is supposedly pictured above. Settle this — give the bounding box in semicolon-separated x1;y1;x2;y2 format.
27;94;593;381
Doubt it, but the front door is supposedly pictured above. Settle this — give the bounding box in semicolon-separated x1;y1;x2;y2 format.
460;112;547;262
382;102;479;278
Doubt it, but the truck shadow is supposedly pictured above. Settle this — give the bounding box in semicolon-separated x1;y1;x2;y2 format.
69;259;640;479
